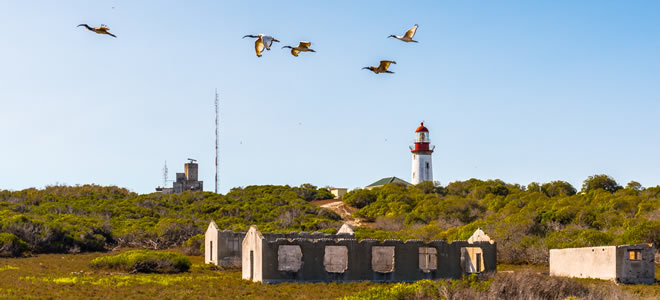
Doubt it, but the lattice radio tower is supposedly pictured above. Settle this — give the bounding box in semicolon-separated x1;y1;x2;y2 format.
214;89;219;194
162;160;168;187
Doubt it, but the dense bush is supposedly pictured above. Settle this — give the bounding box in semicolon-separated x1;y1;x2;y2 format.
0;184;341;254
181;234;205;256
89;250;191;273
292;184;334;201
0;232;28;257
345;175;660;264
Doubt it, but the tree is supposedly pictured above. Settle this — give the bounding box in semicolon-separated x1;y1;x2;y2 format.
342;189;377;209
527;182;542;193
414;181;435;194
541;181;577;197
626;181;643;191
581;174;621;193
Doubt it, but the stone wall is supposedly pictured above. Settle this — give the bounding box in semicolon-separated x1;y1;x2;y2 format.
206;224;354;267
205;223;245;266
243;226;497;283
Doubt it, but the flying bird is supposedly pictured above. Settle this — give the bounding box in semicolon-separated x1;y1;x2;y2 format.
77;24;116;38
282;41;316;57
243;34;280;57
362;60;396;74
388;24;418;43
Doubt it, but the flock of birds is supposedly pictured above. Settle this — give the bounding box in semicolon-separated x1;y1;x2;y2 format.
77;23;420;74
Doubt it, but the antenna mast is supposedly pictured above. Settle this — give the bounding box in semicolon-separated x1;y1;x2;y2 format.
162;160;168;187
214;89;219;194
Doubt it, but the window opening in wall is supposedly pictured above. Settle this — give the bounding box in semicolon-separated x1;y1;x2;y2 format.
628;249;642;261
418;247;437;272
425;162;429;169
372;246;395;273
460;247;484;273
324;246;348;273
476;253;482;272
249;250;254;280
210;241;213;261
278;245;303;272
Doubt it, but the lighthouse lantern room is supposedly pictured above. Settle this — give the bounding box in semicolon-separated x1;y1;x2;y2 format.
410;122;435;184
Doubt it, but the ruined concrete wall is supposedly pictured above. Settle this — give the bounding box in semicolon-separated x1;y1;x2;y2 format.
204;224;219;265
255;238;496;283
204;226;245;266
217;231;245;266
242;227;264;282
615;244;655;284
550;246;617;280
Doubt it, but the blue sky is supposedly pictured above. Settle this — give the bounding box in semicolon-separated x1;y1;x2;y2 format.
1;1;659;194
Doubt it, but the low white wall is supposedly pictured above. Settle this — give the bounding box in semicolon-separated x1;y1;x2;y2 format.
549;246;617;280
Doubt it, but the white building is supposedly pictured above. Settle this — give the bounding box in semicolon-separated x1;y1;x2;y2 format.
549;244;655;284
410;122;434;184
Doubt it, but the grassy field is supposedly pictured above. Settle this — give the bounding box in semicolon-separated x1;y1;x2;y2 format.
1;250;658;299
0;250;382;300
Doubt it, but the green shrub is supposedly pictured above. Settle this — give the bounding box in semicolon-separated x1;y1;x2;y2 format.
0;233;28;257
182;234;205;256
89;250;191;273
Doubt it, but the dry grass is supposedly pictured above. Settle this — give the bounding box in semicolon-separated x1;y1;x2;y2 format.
488;271;629;300
1;252;658;300
498;264;660;300
0;250;379;300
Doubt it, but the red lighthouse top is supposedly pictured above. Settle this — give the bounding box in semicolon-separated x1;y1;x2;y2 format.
416;122;429;132
411;122;434;153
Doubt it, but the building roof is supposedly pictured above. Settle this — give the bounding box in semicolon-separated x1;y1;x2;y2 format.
415;122;428;132
366;176;412;188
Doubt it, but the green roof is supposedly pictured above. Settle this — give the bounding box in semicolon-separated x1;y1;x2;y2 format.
366;176;412;188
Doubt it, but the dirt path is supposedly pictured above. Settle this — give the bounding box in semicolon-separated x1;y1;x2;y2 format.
311;200;364;227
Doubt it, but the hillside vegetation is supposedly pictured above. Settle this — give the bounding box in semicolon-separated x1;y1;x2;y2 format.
0;184;339;256
345;174;660;264
2;174;658;265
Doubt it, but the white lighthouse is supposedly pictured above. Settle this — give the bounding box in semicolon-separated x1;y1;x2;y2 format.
410;122;434;184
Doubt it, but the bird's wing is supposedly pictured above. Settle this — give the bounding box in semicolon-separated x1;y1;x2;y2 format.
298;41;311;48
405;24;418;39
255;39;265;56
100;25;110;31
291;48;300;57
379;60;393;70
262;36;275;49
